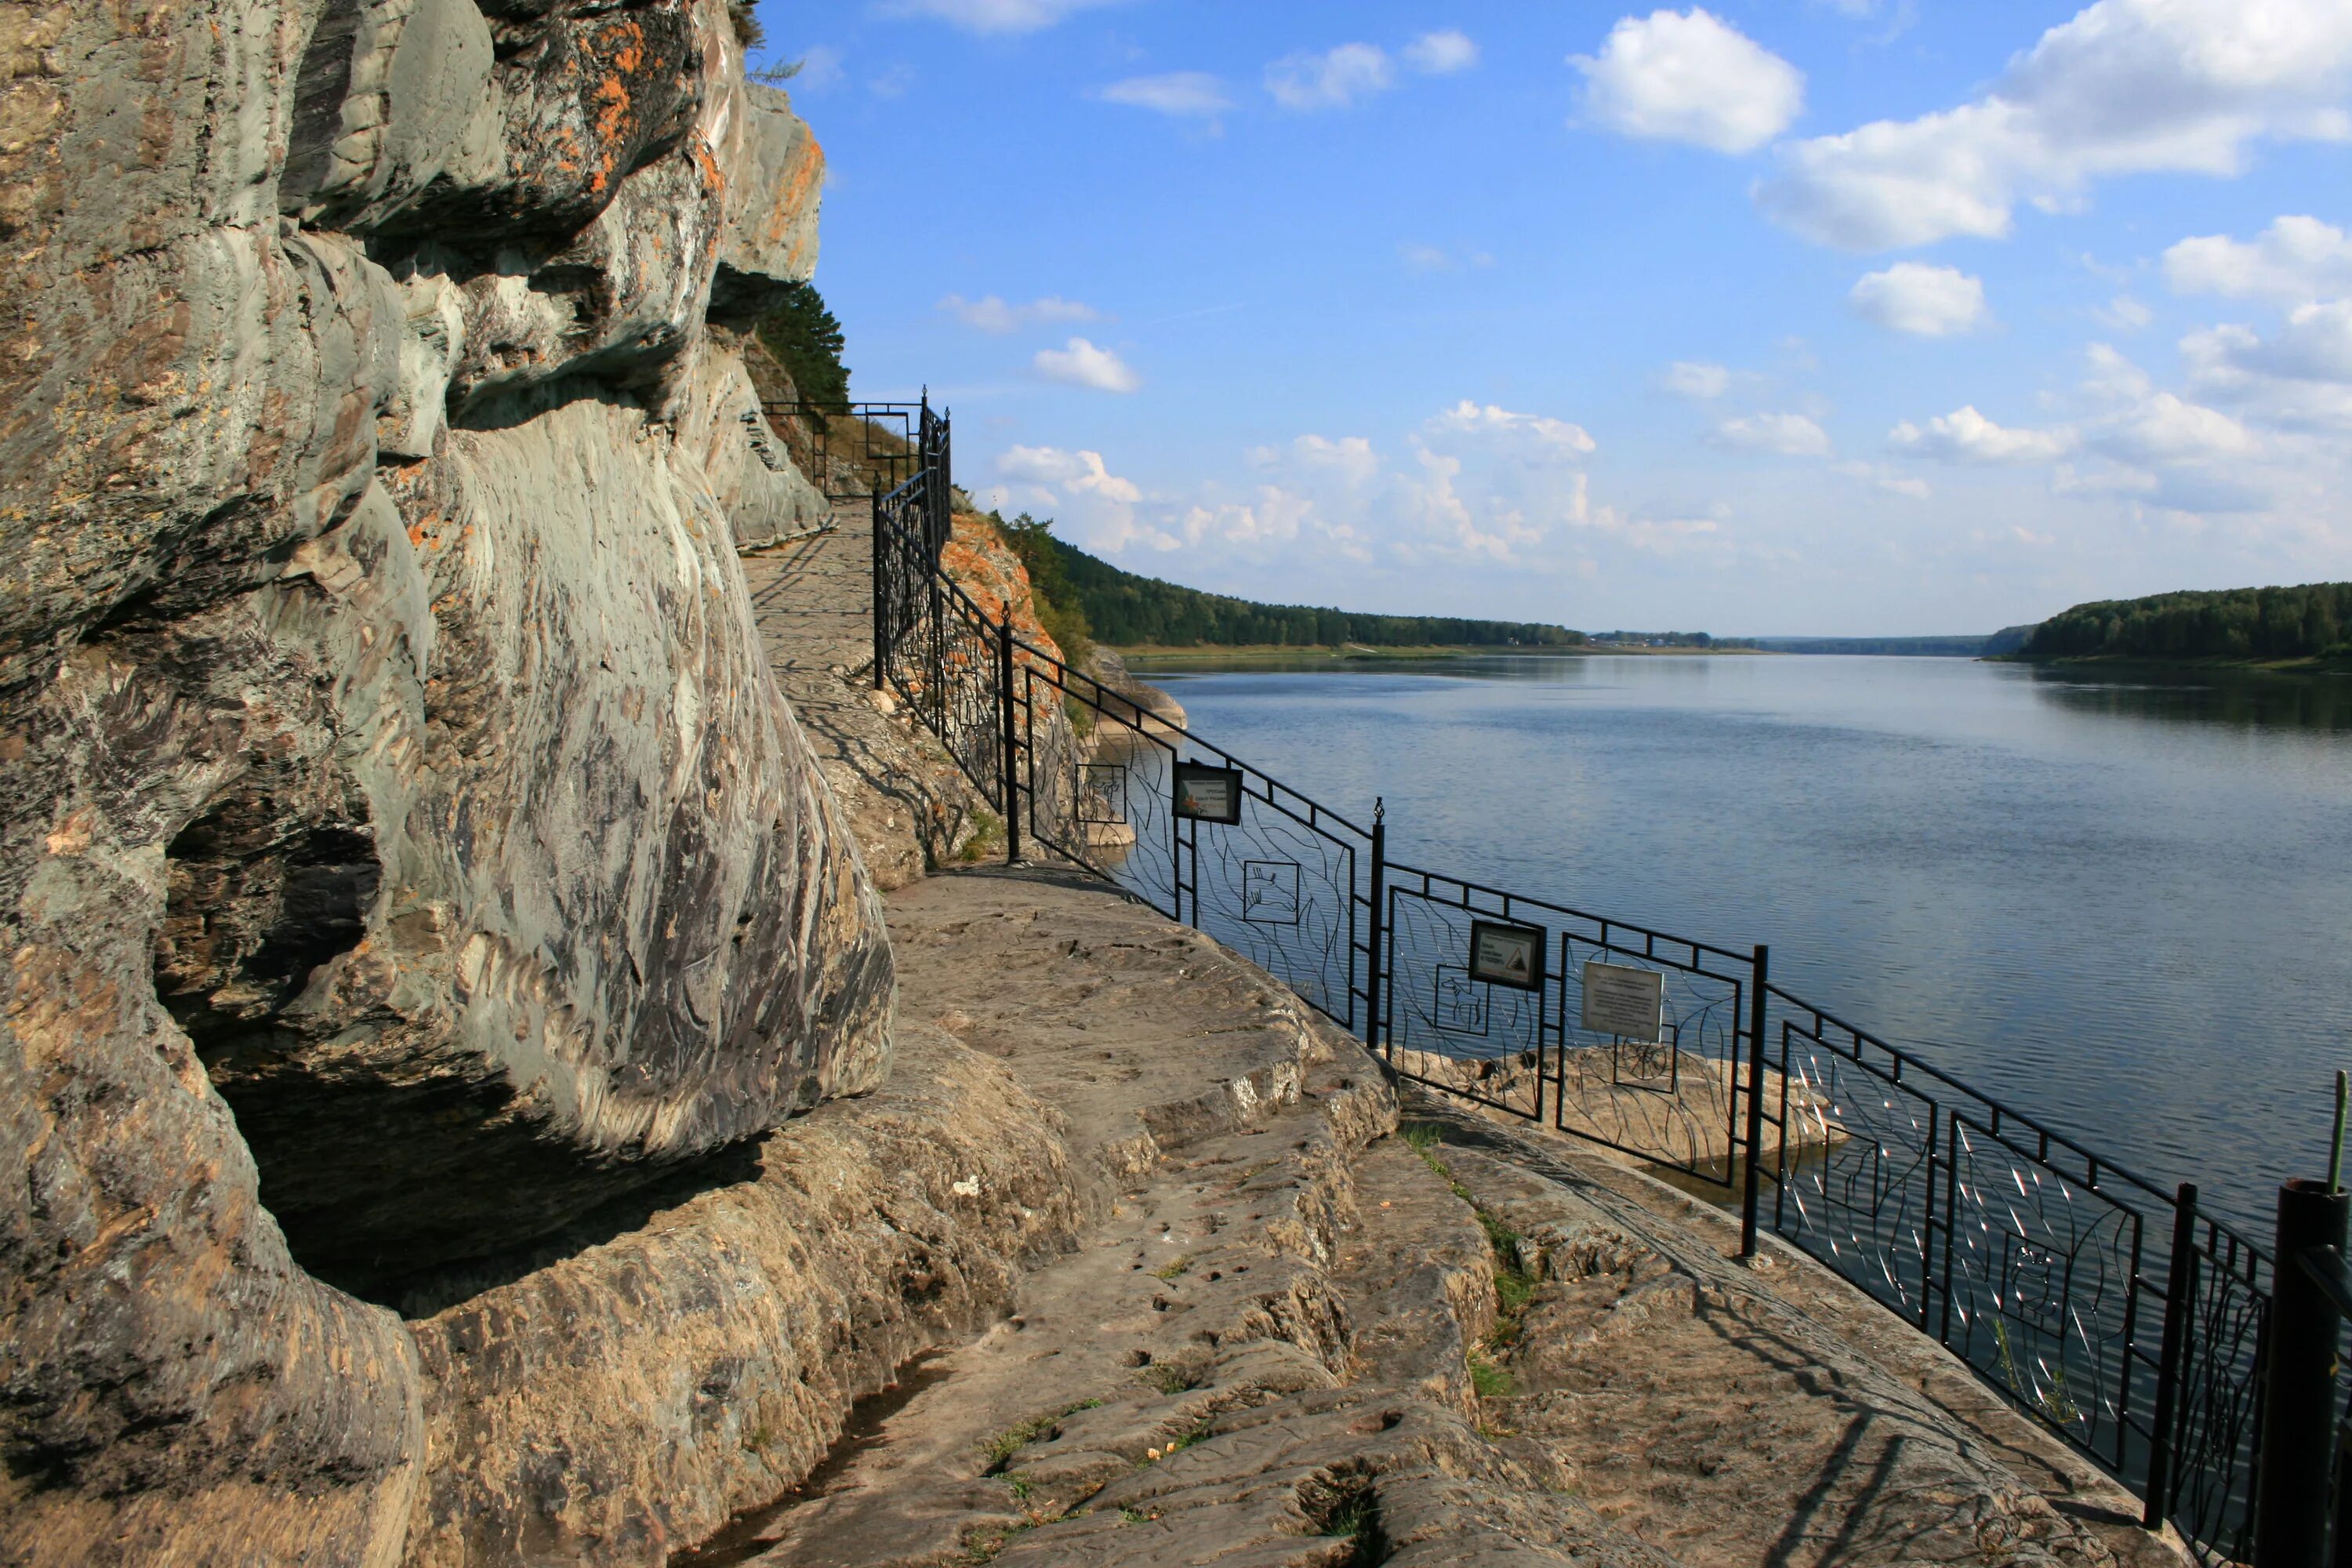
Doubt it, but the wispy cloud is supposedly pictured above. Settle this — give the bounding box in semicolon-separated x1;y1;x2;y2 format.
1403;30;1479;74
1661;361;1731;399
1267;43;1395;111
1714;412;1832;456
1094;71;1232;119
882;0;1127;34
940;294;1102;333
1399;242;1494;274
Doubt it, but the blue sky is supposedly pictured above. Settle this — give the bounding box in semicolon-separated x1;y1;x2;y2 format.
750;1;2352;636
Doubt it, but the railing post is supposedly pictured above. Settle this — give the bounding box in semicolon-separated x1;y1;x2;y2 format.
2145;1181;2201;1531
2255;1178;2349;1568
1740;943;1769;1260
869;490;886;691
1000;604;1019;866
1365;800;1385;1049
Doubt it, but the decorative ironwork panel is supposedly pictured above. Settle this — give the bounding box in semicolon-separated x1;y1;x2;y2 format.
2157;1221;2267;1565
1555;931;1744;1184
858;393;2276;1560
1381;884;1548;1121
1939;1112;2144;1466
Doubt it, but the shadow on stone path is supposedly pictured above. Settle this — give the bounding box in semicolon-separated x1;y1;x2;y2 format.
680;868;2187;1568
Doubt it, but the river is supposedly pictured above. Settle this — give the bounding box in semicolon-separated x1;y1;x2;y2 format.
1131;652;2352;1239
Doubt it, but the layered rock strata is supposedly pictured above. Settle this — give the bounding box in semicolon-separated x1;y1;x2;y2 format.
1;2;890;1559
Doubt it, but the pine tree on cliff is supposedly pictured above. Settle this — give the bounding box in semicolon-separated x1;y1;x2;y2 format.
758;281;852;414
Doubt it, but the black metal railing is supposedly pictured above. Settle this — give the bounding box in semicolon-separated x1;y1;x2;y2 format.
858;452;2275;1565
764;394;952;515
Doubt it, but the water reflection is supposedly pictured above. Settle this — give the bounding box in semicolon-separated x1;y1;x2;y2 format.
1142;652;2352;1239
2020;663;2352;732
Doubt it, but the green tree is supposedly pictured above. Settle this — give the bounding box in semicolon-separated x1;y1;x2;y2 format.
996;514;1094;668
756;280;851;413
2021;583;2352;662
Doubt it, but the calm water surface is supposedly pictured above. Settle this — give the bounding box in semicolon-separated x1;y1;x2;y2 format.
1141;654;2352;1238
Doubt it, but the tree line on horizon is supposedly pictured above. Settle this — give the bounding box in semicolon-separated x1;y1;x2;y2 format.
2023;582;2352;663
996;517;1588;651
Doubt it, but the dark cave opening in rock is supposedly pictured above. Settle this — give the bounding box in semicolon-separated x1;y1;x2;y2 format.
152;798;775;1313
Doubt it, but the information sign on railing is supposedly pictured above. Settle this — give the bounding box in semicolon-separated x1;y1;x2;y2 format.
860;445;2274;1566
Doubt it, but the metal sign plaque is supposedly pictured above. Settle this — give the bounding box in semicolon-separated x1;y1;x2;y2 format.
1467;919;1544;992
1581;960;1665;1043
1172;760;1243;824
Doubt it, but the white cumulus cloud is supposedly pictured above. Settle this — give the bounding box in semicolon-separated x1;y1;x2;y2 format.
1755;0;2352;251
1714;412;1831;456
1888;406;2077;463
939;294;1101;333
2164;215;2352;303
1034;337;1142;393
1266;43;1395;111
1404;30;1479;74
1661;361;1731;398
2094;392;2259;464
1849;263;1991;336
1094;72;1232;118
997;445;1142;501
1571;9;1805;155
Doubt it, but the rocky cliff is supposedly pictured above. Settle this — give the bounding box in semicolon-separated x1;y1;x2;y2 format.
0;2;890;1560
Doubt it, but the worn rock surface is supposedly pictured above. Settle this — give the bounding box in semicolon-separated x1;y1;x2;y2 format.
681;870;2182;1568
1;2;886;1560
742;500;1000;889
404;1021;1092;1568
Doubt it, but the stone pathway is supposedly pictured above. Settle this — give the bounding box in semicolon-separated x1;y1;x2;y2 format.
742;500;991;887
672;869;2181;1568
717;477;2188;1568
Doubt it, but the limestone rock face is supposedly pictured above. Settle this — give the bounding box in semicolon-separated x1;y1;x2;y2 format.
0;2;880;1561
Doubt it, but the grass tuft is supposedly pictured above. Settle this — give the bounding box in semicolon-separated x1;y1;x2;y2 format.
1468;1351;1517;1399
1138;1364;1196;1395
1148;1254;1194;1281
978;1398;1102;1472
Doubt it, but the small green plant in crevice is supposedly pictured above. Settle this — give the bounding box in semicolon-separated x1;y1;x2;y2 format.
1148;1254;1194;1281
1990;1320;2082;1428
1468;1348;1517;1399
1119;1506;1161;1526
1320;1491;1374;1541
1401;1122;1542;1369
962;1516;1047;1564
1305;1475;1381;1564
1164;1421;1212;1454
1003;1472;1035;1504
978;1398;1102;1473
958;808;1005;864
1138;1363;1197;1396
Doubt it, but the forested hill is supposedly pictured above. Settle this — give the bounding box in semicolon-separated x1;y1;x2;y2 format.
1037;526;1586;648
2020;583;2352;664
